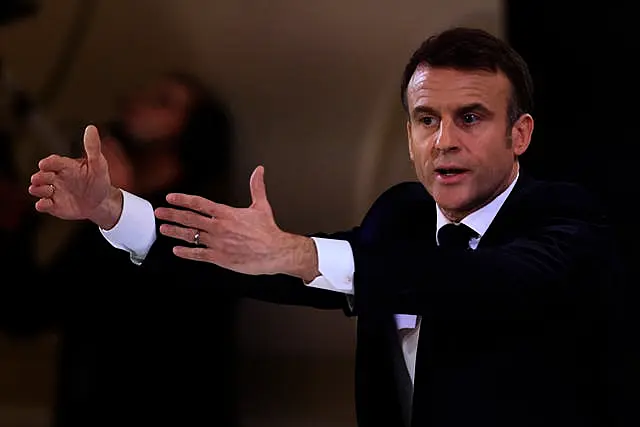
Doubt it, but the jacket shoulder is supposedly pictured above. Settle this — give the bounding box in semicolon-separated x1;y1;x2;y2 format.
370;181;430;208
518;177;606;221
358;182;432;238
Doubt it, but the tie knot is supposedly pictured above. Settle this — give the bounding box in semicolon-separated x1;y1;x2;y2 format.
437;223;478;250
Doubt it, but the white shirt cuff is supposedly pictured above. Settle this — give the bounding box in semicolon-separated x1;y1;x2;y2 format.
395;314;419;329
100;190;157;265
305;237;355;295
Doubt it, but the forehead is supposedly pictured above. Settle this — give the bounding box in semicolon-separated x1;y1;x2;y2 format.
407;65;511;112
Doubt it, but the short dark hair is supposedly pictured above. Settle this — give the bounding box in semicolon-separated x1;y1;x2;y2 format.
400;27;534;126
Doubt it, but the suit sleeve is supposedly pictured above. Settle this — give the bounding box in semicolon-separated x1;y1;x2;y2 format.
349;184;615;318
101;191;349;311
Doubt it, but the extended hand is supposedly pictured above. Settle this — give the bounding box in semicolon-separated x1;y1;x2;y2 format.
28;125;122;229
155;166;318;279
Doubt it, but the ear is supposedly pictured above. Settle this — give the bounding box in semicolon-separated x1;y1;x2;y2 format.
407;120;414;161
511;113;534;156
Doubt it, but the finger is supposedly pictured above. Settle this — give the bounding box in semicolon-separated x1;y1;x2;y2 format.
35;198;54;212
38;155;75;173
30;171;56;186
28;184;55;198
249;165;270;210
173;246;216;263
83;124;103;163
155;207;212;230
159;223;209;246
165;193;230;217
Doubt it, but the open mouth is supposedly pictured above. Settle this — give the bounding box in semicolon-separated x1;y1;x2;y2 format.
435;168;469;176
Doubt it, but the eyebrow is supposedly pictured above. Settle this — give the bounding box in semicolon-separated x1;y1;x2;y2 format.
411;105;439;117
457;103;493;116
411;102;493;118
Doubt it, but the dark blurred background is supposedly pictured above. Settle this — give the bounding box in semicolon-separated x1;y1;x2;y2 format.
0;0;636;426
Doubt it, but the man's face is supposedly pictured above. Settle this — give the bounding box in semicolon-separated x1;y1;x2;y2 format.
406;65;533;221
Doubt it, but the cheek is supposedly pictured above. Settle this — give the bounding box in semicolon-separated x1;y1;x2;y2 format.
409;131;434;159
484;143;515;171
410;150;436;187
410;141;435;170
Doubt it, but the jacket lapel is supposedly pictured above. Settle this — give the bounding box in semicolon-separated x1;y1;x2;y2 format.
477;173;537;248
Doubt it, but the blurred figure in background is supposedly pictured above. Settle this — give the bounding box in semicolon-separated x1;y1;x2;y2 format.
0;78;43;291
26;72;239;426
0;156;37;272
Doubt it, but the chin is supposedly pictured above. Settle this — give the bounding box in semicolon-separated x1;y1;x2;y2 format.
432;186;469;206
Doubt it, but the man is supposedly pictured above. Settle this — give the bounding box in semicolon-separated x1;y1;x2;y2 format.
29;28;629;426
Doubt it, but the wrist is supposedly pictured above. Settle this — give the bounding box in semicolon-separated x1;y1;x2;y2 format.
90;187;123;230
277;233;320;282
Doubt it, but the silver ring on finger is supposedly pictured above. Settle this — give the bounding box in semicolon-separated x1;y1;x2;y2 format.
49;184;55;197
193;230;201;246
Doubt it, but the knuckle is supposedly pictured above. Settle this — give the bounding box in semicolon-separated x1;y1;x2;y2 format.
163;209;176;221
190;211;204;224
166;225;180;237
162;209;178;221
174;226;187;238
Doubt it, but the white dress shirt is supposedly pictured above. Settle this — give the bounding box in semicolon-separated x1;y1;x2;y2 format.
101;172;519;386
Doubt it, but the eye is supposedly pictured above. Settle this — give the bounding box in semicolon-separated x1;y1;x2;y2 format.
420;116;439;127
461;113;480;125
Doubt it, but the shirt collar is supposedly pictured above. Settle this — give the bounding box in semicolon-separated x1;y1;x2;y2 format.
436;168;519;242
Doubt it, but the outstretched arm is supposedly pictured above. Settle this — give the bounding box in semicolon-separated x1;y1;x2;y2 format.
158;176;616;321
29;128;351;310
98;185;349;310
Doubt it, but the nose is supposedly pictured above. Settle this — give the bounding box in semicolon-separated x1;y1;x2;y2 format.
433;119;459;152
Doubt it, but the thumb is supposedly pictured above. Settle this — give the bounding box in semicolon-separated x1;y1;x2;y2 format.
83;124;103;163
249;165;270;210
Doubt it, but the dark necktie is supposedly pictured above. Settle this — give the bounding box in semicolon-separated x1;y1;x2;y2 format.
437;223;478;250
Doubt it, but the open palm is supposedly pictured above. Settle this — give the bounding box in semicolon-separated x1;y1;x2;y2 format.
29;125;113;221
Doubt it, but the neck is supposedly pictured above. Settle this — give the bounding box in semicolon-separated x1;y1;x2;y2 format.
441;162;519;223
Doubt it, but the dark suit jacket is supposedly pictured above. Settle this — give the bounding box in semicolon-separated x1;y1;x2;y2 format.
139;173;632;427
